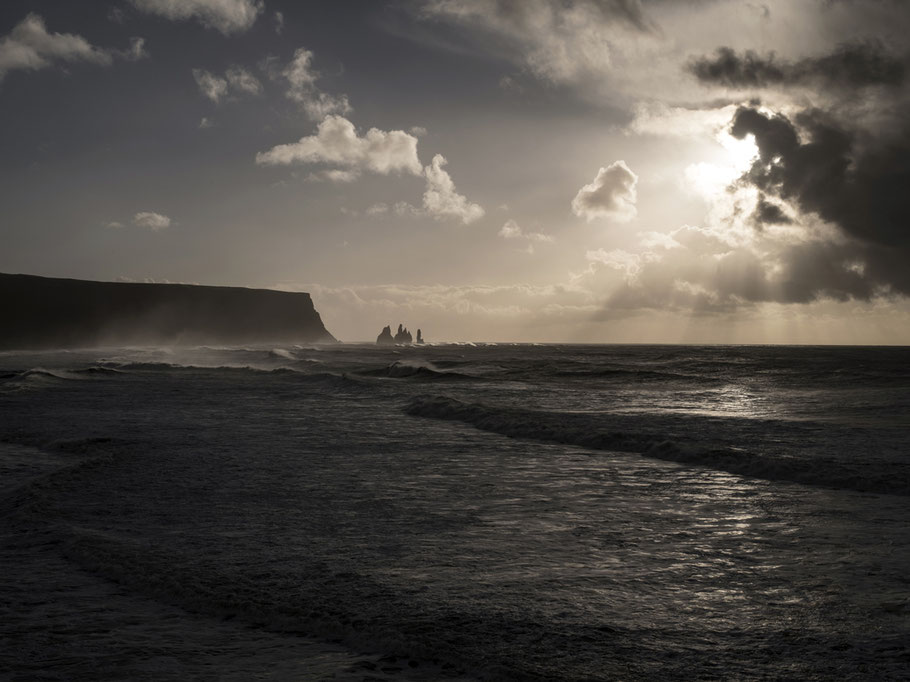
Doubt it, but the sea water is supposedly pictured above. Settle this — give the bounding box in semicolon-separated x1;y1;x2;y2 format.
1;344;908;680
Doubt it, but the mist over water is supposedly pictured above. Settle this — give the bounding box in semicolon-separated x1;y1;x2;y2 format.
2;344;909;679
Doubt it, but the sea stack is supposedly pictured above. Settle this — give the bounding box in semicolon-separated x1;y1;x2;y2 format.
416;329;424;344
376;323;419;345
0;272;336;350
394;324;413;344
376;325;395;345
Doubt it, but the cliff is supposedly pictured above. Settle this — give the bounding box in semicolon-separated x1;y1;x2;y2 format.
0;272;336;350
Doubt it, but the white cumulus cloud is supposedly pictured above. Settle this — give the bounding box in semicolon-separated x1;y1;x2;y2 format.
133;212;172;231
0;13;112;81
422;154;485;224
281;48;351;120
255;115;423;177
130;0;263;35
571;160;638;222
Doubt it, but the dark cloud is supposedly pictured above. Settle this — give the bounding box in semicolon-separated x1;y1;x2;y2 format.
732;106;910;249
596;235;888;314
752;195;792;228
688;41;905;90
773;241;875;302
731;105;910;296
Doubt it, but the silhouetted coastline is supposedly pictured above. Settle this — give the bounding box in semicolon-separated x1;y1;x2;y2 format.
0;272;336;350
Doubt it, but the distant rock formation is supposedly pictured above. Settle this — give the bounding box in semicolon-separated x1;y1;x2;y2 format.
0;272;336;350
394;323;413;344
376;323;419;345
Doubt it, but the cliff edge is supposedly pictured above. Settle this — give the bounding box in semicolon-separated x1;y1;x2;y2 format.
0;272;336;350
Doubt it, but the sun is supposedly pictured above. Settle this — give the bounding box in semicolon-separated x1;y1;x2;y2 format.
684;132;759;199
719;131;759;173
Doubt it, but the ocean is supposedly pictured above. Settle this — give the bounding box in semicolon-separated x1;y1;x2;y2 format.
1;344;908;680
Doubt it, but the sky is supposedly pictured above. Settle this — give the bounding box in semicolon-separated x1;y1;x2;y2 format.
1;0;909;343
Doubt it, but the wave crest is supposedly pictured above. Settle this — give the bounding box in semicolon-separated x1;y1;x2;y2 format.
405;396;909;497
358;361;479;382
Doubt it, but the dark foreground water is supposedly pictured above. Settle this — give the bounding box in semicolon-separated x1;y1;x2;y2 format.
1;344;908;680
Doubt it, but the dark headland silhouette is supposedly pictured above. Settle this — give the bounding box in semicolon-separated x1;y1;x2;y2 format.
376;324;423;345
0;272;336;350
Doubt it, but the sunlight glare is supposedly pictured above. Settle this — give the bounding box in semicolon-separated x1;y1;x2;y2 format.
684;133;758;199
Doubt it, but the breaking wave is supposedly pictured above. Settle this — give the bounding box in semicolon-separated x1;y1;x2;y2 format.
357;360;480;382
405;396;910;497
0;366;126;390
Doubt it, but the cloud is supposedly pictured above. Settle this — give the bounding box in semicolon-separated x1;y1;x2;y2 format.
192;66;260;103
727;104;910;296
586;247;645;272
284;280;602;341
498;219;553;242
0;13;113;81
593;225;888;313
255;115;423;176
752;195;792;228
627;102;740;138
422;154;485;224
579;94;910;314
355;156;485;225
133;212;172;231
498;219;522;238
281;48;351;120
121;37;149;61
130;0;263;35
192;69;228;102
498;75;524;94
417;0;657;85
571;160;638;222
731;106;909;249
353;201;424;218
306;169;360;183
394;201;422;217
688;42;905;91
225;66;261;95
274;11;284;35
